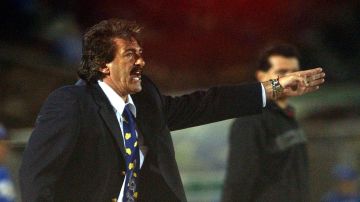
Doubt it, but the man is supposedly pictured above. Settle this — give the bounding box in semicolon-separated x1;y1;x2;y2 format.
19;19;324;202
222;44;311;202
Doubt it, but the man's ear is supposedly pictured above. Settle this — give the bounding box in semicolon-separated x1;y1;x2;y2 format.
99;65;110;74
256;70;266;82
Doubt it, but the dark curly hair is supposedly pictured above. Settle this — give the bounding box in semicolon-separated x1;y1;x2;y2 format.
77;19;142;83
258;44;300;71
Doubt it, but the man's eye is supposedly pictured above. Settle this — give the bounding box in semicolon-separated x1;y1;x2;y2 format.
125;52;135;58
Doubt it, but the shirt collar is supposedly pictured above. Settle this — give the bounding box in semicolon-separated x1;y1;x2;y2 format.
97;80;136;117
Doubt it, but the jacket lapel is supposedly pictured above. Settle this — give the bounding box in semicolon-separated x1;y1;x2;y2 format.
90;84;126;158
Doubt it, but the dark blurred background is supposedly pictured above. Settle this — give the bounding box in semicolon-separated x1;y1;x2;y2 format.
0;0;359;201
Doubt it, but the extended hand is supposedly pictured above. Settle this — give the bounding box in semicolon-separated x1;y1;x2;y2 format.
279;67;325;97
262;67;325;100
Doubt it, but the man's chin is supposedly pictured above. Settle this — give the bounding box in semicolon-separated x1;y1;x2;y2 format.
129;86;142;94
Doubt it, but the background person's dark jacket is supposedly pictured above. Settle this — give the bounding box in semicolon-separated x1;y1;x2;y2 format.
222;102;309;202
20;76;262;202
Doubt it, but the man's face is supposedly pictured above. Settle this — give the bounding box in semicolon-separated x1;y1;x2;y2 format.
257;55;300;81
102;37;145;97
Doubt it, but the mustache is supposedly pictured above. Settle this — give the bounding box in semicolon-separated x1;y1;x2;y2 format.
130;65;143;75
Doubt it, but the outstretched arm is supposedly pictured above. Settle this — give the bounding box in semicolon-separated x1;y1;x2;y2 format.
163;83;263;131
159;67;324;131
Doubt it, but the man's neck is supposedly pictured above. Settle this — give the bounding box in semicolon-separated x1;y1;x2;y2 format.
102;78;128;102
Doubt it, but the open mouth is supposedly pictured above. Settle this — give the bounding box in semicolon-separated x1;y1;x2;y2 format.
130;65;143;81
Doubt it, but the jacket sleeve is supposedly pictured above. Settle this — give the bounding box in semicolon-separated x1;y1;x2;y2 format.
19;88;81;202
222;117;264;201
162;83;263;131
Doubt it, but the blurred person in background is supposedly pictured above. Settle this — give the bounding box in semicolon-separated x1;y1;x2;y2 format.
321;165;360;202
222;44;309;202
0;124;15;202
19;19;325;202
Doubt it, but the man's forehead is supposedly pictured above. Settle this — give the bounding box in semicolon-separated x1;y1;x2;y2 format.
113;37;141;50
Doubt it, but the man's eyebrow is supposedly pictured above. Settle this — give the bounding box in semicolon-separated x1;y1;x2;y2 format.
124;48;143;53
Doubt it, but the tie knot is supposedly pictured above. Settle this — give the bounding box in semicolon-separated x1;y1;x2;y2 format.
123;104;134;123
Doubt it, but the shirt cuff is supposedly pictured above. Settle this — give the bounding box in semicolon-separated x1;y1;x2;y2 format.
261;83;266;107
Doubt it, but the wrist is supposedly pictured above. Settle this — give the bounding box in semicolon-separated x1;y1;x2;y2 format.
262;76;284;100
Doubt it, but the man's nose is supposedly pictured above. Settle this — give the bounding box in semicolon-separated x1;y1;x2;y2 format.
135;56;145;68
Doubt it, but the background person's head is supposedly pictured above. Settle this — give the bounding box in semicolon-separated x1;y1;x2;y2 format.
256;44;300;80
77;19;143;84
256;44;301;102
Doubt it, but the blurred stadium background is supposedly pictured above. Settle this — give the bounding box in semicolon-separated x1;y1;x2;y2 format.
0;0;359;201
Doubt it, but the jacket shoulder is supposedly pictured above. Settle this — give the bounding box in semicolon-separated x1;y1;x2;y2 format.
48;85;89;98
